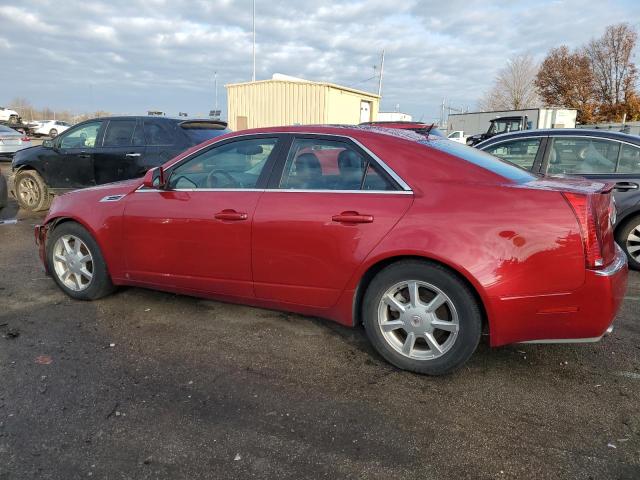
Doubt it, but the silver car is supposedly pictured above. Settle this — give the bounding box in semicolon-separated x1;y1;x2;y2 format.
0;125;32;158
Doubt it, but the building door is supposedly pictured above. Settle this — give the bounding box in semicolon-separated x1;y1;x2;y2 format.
360;101;371;123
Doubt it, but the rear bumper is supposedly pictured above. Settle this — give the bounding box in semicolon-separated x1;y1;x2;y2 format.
490;245;628;346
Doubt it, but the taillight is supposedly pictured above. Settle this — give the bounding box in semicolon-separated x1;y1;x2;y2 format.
21;136;30;142
562;192;604;269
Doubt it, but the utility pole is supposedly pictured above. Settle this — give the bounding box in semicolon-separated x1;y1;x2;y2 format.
440;98;445;127
377;49;385;97
214;71;218;111
252;0;256;82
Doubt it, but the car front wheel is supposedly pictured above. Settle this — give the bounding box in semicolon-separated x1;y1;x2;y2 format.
617;215;640;270
46;222;115;300
362;260;482;375
14;170;52;212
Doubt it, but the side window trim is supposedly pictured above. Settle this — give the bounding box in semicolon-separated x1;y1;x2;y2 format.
266;133;405;192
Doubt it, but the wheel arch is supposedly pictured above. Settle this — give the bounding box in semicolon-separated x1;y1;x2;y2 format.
615;208;640;233
352;254;491;337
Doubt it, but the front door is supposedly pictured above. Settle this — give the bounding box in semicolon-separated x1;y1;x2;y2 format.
93;118;146;184
252;135;413;308
43;120;104;189
122;136;283;297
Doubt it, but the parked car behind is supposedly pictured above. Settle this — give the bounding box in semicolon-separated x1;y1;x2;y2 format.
32;120;71;138
477;129;640;270
34;125;627;375
10;116;231;212
0;107;20;124
0;125;32;159
447;130;467;144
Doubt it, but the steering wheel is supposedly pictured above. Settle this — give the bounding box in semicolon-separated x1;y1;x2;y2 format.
205;169;239;188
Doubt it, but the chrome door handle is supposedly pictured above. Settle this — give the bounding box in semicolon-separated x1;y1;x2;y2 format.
614;181;639;191
125;153;141;157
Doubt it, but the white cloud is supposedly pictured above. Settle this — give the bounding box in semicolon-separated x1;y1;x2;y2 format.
1;0;639;120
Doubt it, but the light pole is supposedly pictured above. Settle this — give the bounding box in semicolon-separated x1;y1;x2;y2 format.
214;71;218;111
252;0;256;82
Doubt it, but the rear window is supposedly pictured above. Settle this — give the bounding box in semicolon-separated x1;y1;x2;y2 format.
426;139;537;183
0;125;18;134
181;123;231;145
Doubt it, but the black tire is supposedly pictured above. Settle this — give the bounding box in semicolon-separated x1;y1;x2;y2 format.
616;215;640;270
46;222;115;300
362;260;482;375
14;169;52;212
49;128;58;138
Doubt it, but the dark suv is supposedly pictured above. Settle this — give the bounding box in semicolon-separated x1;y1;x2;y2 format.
10;116;231;212
477;129;640;269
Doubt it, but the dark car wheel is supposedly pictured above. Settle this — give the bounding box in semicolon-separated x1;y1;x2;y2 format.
46;222;116;300
14;170;52;212
0;173;7;209
49;128;58;138
362;260;482;375
617;215;640;270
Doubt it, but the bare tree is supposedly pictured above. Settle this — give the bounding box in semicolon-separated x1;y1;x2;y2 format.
479;53;540;111
585;23;638;108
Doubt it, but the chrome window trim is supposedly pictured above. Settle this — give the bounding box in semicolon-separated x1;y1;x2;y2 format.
135;187;411;195
484;134;640;150
161;131;413;192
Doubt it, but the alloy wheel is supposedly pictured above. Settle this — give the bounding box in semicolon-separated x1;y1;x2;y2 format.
52;234;94;292
17;177;40;208
627;224;640;263
377;280;459;361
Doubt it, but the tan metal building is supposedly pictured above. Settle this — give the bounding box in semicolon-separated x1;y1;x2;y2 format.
226;75;380;131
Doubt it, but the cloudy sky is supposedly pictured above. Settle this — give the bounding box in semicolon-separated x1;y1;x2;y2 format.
1;0;639;121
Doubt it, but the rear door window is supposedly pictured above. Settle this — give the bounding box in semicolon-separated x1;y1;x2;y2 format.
617;143;640;173
102;119;137;147
278;138;396;191
547;137;619;174
144;120;174;146
483;138;542;170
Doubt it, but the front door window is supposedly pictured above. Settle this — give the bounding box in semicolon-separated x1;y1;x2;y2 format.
59;121;102;149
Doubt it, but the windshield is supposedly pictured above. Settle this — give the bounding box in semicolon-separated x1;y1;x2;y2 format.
182;127;231;145
425;139;538;183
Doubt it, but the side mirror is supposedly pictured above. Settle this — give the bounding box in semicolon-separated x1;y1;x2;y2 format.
142;167;166;189
42;139;53;148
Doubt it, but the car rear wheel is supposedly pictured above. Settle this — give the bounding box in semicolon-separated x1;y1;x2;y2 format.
14;170;52;212
49;128;58;138
46;222;115;300
617;215;640;270
362;260;482;375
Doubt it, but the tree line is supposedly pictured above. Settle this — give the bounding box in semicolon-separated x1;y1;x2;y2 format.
6;97;110;125
479;23;639;124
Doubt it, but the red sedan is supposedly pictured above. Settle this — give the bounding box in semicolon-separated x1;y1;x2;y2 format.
35;126;628;375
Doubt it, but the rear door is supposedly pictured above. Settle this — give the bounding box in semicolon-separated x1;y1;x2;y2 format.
93;118;146;184
251;135;413;308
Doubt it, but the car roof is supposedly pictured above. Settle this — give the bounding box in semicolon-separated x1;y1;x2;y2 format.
477;128;640;147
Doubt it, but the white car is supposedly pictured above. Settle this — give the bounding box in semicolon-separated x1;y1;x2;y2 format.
447;130;468;144
33;120;72;138
0;125;32;158
0;107;20;124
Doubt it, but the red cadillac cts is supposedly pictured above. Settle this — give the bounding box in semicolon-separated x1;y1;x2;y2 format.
35;126;628;375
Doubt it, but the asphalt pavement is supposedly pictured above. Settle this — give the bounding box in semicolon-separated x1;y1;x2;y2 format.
1;166;639;479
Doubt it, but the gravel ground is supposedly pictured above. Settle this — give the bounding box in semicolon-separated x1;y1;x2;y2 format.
1;166;639;479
